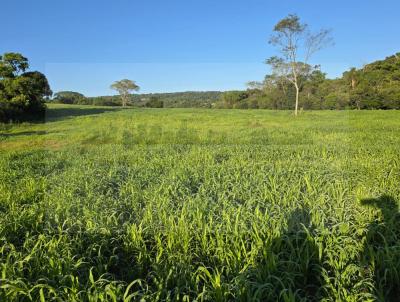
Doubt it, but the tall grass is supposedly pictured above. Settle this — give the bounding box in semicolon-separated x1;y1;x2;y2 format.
0;105;399;301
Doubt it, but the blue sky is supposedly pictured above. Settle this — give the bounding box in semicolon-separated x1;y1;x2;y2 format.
2;0;399;96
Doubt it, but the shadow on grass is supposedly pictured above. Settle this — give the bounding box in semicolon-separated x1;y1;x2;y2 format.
44;106;122;122
361;195;400;301
240;206;323;301
0;130;48;138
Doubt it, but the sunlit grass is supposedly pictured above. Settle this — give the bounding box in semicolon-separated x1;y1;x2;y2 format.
1;105;399;301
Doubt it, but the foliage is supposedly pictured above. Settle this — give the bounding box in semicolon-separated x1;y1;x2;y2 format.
344;53;400;109
82;96;121;106
86;91;222;108
215;91;249;109
235;52;400;111
0;53;52;122
0;105;400;301
53;91;86;104
110;79;140;107
145;96;164;108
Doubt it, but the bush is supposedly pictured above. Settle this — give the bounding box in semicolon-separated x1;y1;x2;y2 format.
0;99;46;122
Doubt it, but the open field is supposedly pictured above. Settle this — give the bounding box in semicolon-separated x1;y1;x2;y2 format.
1;104;400;301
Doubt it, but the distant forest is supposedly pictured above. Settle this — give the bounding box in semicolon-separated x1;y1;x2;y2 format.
94;91;221;108
52;91;221;108
52;53;400;110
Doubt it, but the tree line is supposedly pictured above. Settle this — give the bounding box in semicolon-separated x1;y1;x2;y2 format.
52;51;400;111
53;91;222;108
2;50;399;123
216;52;400;110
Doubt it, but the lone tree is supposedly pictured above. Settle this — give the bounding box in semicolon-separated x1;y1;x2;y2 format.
267;14;332;116
110;79;140;107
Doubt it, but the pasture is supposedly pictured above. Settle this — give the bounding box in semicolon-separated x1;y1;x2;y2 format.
1;104;399;301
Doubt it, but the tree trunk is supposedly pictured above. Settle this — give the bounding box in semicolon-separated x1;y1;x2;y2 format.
294;83;300;116
351;78;356;90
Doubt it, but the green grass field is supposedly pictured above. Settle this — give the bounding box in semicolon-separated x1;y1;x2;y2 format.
1;104;400;301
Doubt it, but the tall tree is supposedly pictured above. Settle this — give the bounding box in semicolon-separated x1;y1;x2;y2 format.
268;14;332;115
110;79;140;107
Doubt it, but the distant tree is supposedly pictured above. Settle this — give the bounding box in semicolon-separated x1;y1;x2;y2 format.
54;91;86;104
0;52;52;122
343;68;361;109
301;69;327;109
110;79;139;107
217;91;249;109
267;14;332;115
145;96;164;108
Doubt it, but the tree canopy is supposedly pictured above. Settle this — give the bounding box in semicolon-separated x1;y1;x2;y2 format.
53;91;86;104
110;79;140;107
0;52;52;122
